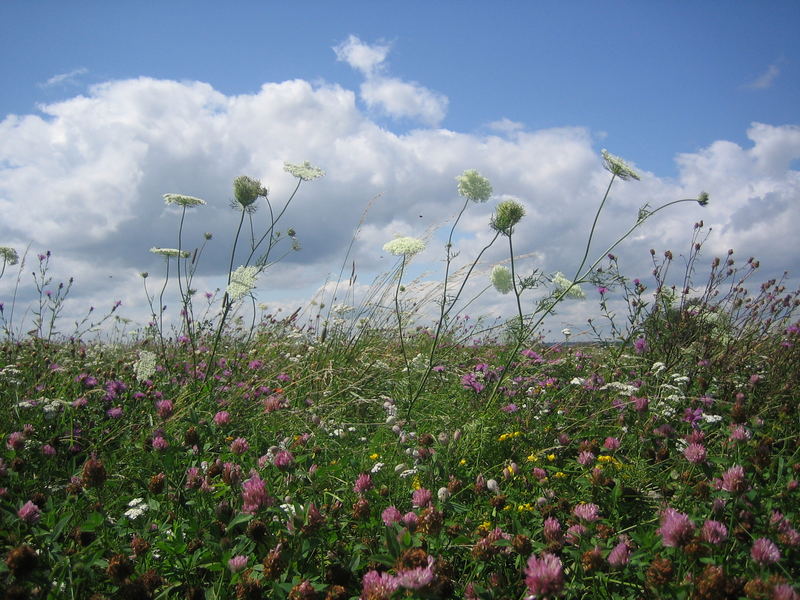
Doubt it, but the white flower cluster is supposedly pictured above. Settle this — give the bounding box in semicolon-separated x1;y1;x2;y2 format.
124;497;148;520
133;350;157;382
226;265;259;302
601;149;640;181
491;265;513;295
163;193;206;207
383;236;425;257
283;161;325;181
552;272;586;299
150;247;190;259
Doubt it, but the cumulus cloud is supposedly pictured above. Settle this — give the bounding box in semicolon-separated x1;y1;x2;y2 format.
0;71;797;340
333;35;448;126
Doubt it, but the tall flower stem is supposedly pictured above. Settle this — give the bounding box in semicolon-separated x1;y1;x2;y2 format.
392;256;413;399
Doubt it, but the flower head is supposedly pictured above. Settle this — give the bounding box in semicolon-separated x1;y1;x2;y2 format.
17;500;41;524
750;537;781;565
601;149;640;181
524;552;564;597
233;175;266;208
491;265;513;294
134;350;157;382
228;555;248;573
383;236;425;257
0;247;19;265
150;247;190;258
490;199;525;235
657;507;695;547
697;191;710;207
242;473;269;514
284;161;325;181
226;265;259;302
607;541;630;567
552;272;586;299
573;502;601;522
456;169;492;202
163;193;206;207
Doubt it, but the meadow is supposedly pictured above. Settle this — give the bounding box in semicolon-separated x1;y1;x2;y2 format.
1;156;798;599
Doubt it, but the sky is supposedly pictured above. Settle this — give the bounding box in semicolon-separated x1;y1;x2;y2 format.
1;1;798;341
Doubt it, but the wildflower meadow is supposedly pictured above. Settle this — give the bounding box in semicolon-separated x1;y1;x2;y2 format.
1;153;798;599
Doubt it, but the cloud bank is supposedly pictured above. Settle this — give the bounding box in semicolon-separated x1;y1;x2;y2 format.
1;43;798;340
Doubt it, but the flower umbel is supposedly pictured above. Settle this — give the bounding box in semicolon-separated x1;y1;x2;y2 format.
0;247;19;265
163;193;206;207
150;247;190;259
490;199;525;235
227;265;259;302
456;169;493;202
601;149;640;181
491;265;513;295
284;161;325;181
552;272;586;299
383;236;425;257
233;175;266;209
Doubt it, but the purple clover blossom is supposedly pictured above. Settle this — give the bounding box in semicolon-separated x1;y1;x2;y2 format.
633;336;649;354
460;372;485;393
683;442;707;464
360;570;399;600
750;537;781;565
524;552;564;598
273;450;294;471
17;500;41;523
412;488;433;508
573;502;601;522
230;437;249;455
241;472;269;514
607;541;630;566
701;520;728;544
657;508;695;547
396;556;436;590
381;506;402;526
228;555;248;573
683;407;704;428
353;473;373;495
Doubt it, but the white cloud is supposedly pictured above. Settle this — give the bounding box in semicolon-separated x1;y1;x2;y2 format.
744;64;780;90
360;77;448;126
333;34;390;76
39;68;88;88
333;35;448;126
0;73;797;340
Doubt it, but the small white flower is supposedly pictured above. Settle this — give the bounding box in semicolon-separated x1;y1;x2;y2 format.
456;169;493;202
133;350;157;382
491;265;513;295
552;272;586;299
394;463;408;474
283;161;325;181
651;362;666;374
437;487;451;502
226;265;259;302
150;247;190;258
399;468;418;479
601;149;640;181
383;236;426;257
371;462;384;474
702;414;723;424
163;193;207;207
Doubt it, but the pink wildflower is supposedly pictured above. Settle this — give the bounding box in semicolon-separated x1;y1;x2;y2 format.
41;444;56;456
381;506;402;526
573;502;601;522
230;437;249;455
360;569;399;600
750;537;781;565
543;517;562;543
603;437;621;451
577;451;595;466
241;472;269;514
565;523;587;545
773;584;800;600
720;465;747;493
17;500;41;523
524;552;564;597
607;541;630;567
228;555;248;573
213;411;230;425
152;436;169;451
396;556;435;590
273;450;294;471
155;399;173;418
683;442;707;464
6;431;25;450
700;520;728;544
412;488;432;508
353;473;373;495
657;508;695;547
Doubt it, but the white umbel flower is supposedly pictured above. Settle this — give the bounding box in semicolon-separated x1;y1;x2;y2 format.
456;169;492;202
383;236;425;257
601;149;640;181
552;272;586;299
163;193;207;207
150;247;190;258
284;161;325;181
133;350;157;382
491;265;513;294
227;265;259;302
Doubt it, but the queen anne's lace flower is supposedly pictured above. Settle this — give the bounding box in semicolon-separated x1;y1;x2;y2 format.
601;149;640;181
0;247;19;265
227;265;259;302
150;247;190;258
491;265;513;295
133;351;157;382
456;169;492;202
284;161;325;181
552;272;586;299
383;236;425;257
163;193;206;207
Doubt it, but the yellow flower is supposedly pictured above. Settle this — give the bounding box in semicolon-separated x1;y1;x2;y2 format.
527;454;538;462
411;476;422;490
329;460;338;465
459;459;467;466
369;453;380;460
517;503;535;512
554;472;566;479
597;455;613;463
547;454;556;462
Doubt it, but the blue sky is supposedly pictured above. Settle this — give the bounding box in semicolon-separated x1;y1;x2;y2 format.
1;1;799;338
